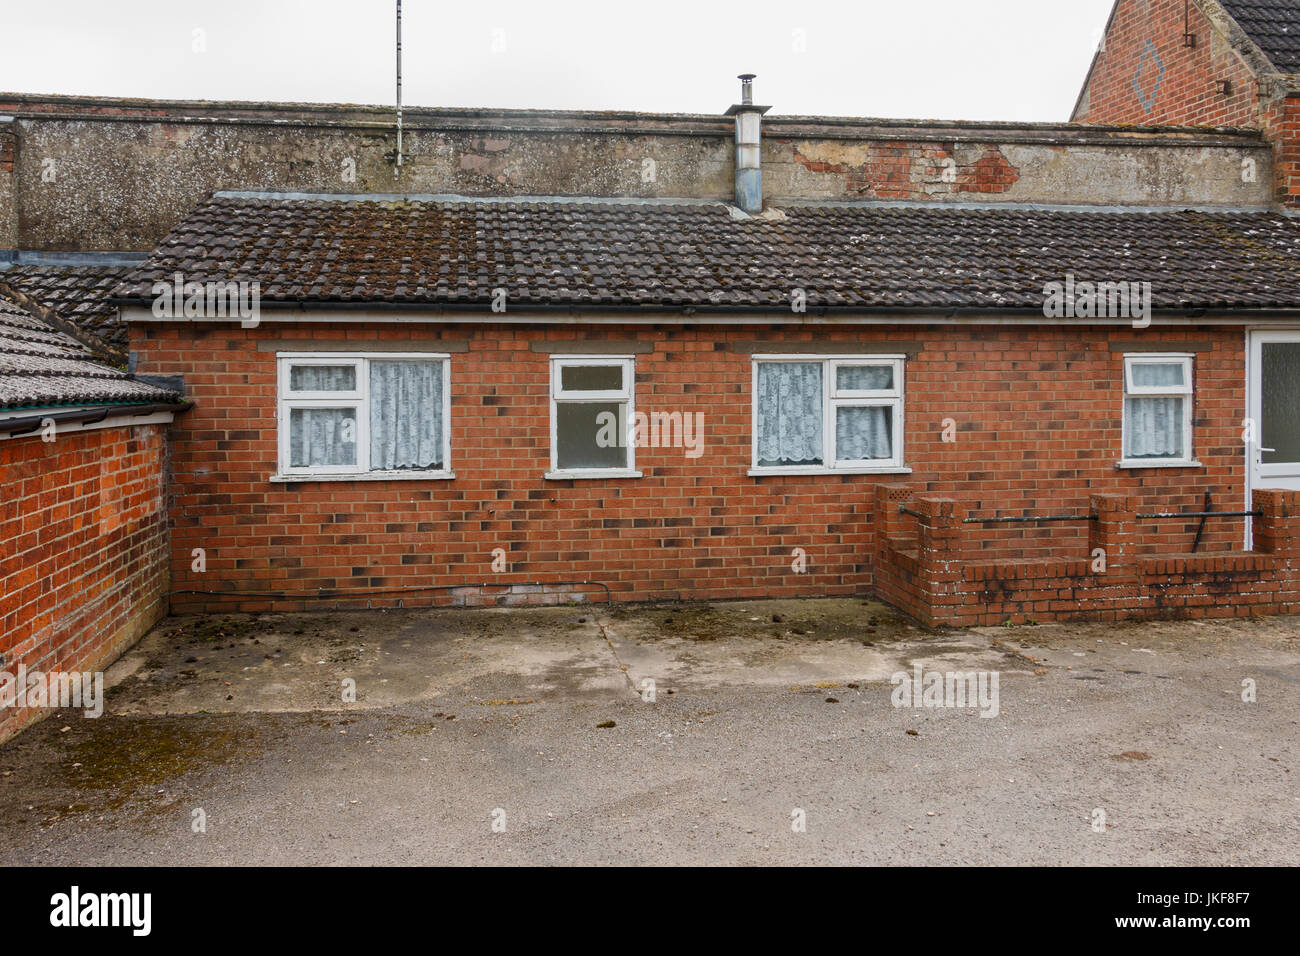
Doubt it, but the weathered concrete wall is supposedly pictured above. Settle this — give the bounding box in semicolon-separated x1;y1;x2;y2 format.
763;136;1266;206
0;93;1275;251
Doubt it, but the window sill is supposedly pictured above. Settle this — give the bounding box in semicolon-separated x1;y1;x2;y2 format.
748;466;913;477
1115;460;1202;470
271;471;456;483
544;469;643;481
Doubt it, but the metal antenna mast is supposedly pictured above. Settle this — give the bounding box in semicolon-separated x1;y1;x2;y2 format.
395;0;404;171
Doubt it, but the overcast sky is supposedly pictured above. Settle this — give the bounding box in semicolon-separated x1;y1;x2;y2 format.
0;0;1116;121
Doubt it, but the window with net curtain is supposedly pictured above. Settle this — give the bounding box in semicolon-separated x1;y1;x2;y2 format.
1123;356;1192;462
754;359;902;470
281;358;447;475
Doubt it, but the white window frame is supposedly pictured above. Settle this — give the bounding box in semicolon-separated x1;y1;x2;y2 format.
749;354;910;476
274;352;453;481
1118;352;1198;469
547;355;640;480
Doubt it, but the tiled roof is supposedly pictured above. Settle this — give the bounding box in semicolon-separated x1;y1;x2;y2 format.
1220;0;1300;73
0;263;134;353
114;193;1300;313
0;294;181;412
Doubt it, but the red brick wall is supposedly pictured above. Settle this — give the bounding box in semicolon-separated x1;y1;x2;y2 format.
1075;0;1259;127
0;128;13;175
129;321;1250;613
1260;96;1300;206
877;488;1300;626
0;424;171;742
787;142;1020;199
1075;0;1300;208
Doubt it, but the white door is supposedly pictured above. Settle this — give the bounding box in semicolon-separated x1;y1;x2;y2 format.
1248;330;1300;494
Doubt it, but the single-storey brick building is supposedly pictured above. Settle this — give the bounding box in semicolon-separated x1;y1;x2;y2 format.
0;292;184;741
111;71;1300;625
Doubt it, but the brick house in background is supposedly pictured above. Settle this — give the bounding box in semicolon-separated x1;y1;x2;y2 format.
0;292;184;742
1074;0;1300;205
115;93;1300;628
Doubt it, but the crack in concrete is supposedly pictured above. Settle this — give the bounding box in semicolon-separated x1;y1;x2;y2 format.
593;616;641;698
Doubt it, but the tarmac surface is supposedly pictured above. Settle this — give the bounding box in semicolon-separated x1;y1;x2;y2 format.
0;598;1296;865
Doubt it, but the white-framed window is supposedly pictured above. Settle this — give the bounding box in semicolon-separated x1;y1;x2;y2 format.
1120;353;1195;467
547;355;640;479
275;353;452;479
750;355;907;475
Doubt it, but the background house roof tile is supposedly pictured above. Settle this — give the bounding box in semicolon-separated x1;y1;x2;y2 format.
114;192;1300;313
0;263;135;353
1219;0;1300;74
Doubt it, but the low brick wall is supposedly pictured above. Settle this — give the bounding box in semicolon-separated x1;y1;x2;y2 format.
0;424;172;743
876;484;1300;627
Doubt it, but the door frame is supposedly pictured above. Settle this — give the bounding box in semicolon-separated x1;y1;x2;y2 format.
1245;328;1300;548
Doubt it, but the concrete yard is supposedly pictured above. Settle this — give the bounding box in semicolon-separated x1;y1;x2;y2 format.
0;598;1296;866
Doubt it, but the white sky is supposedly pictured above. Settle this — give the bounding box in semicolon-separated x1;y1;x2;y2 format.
0;0;1116;121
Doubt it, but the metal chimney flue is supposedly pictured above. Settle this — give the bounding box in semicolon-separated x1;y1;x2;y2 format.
725;74;770;214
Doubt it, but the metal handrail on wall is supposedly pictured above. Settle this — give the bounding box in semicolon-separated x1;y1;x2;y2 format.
1137;510;1262;520
962;513;1097;524
900;506;1261;523
897;506;1097;523
898;497;1263;554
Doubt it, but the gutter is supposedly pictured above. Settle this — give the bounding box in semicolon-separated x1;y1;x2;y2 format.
0;400;192;437
109;298;1300;320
